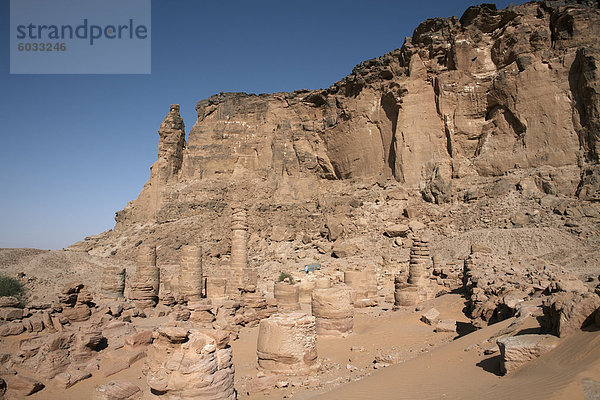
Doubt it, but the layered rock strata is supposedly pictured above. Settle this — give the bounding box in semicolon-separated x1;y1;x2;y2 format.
112;2;600;228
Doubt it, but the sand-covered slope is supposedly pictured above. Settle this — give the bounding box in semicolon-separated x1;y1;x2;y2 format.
311;320;600;400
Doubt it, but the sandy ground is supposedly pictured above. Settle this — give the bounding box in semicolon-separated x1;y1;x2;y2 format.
230;293;600;400
0;248;136;305
6;293;600;399
311;327;600;400
230;294;487;399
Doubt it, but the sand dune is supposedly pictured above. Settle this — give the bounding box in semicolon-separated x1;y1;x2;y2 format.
311;321;600;400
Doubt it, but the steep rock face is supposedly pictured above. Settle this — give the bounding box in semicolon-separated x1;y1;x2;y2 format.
76;1;600;264
117;105;186;223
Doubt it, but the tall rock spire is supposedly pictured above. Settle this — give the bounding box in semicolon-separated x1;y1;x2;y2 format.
155;104;185;182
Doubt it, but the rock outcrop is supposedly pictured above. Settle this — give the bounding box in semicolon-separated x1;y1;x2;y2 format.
115;1;600;222
67;2;600;276
542;291;600;337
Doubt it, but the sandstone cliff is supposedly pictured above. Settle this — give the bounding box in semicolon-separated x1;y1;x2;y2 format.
71;1;600;274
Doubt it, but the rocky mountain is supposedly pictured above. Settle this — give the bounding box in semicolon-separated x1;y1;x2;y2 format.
70;1;600;280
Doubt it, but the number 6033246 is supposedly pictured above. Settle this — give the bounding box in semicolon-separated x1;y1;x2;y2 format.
17;42;66;51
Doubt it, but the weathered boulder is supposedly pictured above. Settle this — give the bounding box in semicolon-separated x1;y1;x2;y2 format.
542;292;600;337
94;380;141;400
384;224;410;238
435;319;457;333
0;297;20;308
4;373;44;397
0;307;23;321
497;334;560;374
421;308;441;325
0;321;25;336
331;241;358;258
124;330;153;350
53;369;92;389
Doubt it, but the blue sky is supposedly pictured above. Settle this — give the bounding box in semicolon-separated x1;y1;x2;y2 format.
0;0;524;249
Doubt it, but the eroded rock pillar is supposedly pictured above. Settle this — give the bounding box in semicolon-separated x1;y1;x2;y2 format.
129;245;159;308
395;235;437;306
228;208;248;295
273;283;300;312
257;312;318;374
344;268;377;302
101;266;126;299
179;245;203;302
394;276;419;307
408;236;431;286
145;327;236;399
312;286;354;336
206;277;227;299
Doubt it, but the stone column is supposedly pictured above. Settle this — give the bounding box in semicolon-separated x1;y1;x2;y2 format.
298;280;317;304
100;266;126;299
315;277;331;289
401;234;437;303
137;245;159;292
394;276;419;307
228;208;248;295
408;236;431;286
206;277;227;299
179;245;203;302
344;269;376;301
129;245;159;308
146;327;236;399
274;283;300;312
312;286;354;336
257;312;318;374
